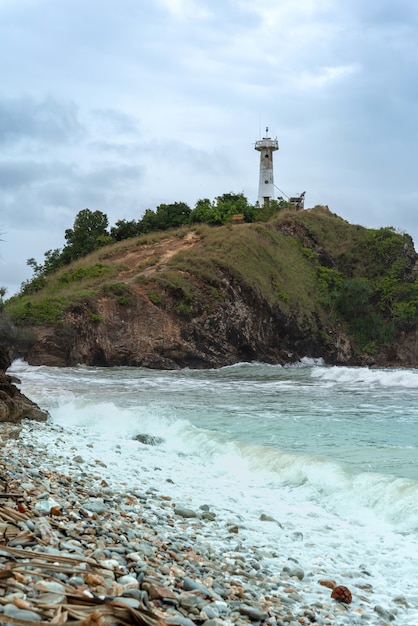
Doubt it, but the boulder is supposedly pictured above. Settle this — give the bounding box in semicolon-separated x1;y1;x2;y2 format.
0;346;49;424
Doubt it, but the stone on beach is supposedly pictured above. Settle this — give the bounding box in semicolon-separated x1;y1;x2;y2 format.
0;420;411;626
238;603;269;620
319;579;336;589
331;585;353;604
282;564;305;580
173;506;197;518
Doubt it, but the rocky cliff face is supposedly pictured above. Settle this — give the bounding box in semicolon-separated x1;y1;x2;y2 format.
18;274;354;369
7;211;418;370
0;346;49;423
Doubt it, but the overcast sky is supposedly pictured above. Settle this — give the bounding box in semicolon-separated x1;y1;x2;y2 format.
1;0;417;295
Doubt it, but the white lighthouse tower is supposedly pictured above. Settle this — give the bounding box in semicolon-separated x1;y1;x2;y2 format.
255;127;279;206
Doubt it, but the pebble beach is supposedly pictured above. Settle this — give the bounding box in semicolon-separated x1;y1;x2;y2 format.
0;420;414;626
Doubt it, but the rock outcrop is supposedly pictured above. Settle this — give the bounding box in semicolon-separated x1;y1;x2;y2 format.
6;209;418;369
16;276;355;369
0;346;48;423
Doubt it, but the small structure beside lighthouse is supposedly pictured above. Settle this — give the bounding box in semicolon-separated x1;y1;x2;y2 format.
255;127;279;206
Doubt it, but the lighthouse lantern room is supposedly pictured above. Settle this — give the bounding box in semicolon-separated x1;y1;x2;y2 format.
255;127;279;206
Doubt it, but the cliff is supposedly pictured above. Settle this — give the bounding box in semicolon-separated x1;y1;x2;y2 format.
4;206;418;369
0;346;49;423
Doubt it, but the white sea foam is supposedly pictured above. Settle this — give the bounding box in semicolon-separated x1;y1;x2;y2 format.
9;360;418;622
25;391;418;534
17;416;418;623
311;364;418;388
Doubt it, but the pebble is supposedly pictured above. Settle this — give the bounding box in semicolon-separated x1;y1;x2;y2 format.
83;497;108;514
174;507;198;518
4;606;42;621
114;596;141;608
239;603;269;620
282;564;305;580
374;604;396;621
183;577;221;600
167;616;196;626
0;421;415;626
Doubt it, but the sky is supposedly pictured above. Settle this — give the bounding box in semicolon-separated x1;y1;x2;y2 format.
0;0;417;295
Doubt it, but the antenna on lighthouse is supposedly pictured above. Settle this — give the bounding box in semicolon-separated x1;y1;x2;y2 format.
255;126;279;206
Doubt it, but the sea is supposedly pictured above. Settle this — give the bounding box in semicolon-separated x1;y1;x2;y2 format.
9;358;418;623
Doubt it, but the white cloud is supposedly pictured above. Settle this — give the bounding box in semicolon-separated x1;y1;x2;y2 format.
292;63;360;90
155;0;211;20
238;0;334;23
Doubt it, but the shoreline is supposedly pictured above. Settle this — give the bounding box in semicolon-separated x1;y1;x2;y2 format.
0;421;413;625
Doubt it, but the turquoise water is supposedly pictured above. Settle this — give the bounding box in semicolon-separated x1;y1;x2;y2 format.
15;359;417;480
9;359;418;622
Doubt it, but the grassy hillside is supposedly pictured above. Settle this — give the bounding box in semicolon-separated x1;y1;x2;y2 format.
4;206;418;357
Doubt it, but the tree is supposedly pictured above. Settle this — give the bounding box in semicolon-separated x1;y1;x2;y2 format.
362;227;409;279
154;202;191;230
190;194;255;226
336;277;374;318
62;209;112;262
43;248;65;274
190;198;222;225
214;193;255;224
257;198;289;221
0;287;6;311
139;209;159;233
190;198;213;224
26;257;44;276
111;219;142;241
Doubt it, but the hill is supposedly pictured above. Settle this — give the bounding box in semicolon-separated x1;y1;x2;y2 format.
3;205;418;368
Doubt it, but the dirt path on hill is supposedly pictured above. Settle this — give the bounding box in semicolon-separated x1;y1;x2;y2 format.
112;232;200;282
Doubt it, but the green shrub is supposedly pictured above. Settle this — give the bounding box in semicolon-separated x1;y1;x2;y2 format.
155;272;195;302
273;281;289;303
336;277;374;318
176;301;193;317
101;282;132;306
301;247;318;262
147;291;161;305
316;266;344;291
89;312;103;323
20;275;48;295
58;264;110;285
7;297;68;326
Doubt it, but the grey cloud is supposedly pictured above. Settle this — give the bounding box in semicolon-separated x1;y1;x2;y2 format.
0;161;74;191
71;163;144;213
91;109;142;136
352;0;418;27
145;139;237;177
0;158;144;231
88;141;142;158
0;96;83;145
0;161;47;190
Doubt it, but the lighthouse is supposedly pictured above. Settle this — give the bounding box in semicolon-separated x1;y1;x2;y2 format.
255;127;279;206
